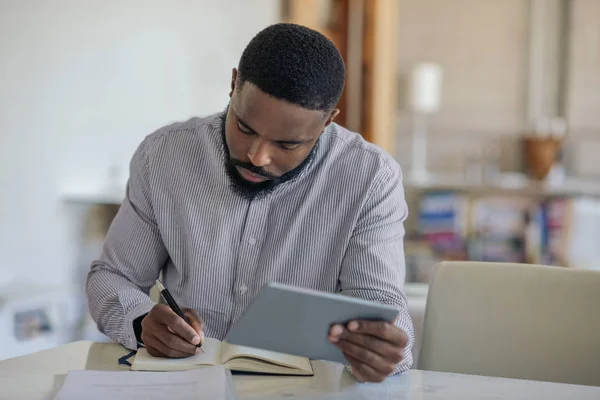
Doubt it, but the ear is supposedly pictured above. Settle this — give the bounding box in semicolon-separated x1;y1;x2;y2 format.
323;109;340;128
229;68;238;98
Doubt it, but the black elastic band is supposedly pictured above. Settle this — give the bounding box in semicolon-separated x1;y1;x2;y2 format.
118;350;137;367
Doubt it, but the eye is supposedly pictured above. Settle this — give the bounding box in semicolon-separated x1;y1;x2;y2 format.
237;122;253;135
279;143;301;151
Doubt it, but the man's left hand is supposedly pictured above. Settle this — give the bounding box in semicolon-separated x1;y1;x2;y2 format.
328;320;408;382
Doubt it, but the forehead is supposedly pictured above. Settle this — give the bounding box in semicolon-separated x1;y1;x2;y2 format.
232;82;325;141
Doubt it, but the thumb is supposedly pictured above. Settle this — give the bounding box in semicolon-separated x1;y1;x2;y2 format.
183;308;205;338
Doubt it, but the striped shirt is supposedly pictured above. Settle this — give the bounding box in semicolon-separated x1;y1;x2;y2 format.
86;111;414;373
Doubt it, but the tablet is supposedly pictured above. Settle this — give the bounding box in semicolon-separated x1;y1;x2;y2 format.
224;282;399;364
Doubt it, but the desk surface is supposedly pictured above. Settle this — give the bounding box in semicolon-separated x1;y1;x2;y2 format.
1;341;599;399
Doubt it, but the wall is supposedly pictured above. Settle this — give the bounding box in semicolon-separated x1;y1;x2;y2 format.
566;0;600;176
0;0;279;287
394;0;600;177
395;0;530;174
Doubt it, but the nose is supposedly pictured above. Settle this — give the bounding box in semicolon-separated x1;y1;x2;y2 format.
247;137;272;167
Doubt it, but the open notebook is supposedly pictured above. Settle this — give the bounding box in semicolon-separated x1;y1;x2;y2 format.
131;337;313;376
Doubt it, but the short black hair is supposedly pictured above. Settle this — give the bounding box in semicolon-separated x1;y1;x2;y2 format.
237;23;346;112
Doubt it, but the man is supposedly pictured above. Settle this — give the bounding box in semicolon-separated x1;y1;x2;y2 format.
87;23;414;383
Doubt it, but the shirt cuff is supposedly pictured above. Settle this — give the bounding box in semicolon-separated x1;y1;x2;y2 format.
133;313;148;347
124;302;155;350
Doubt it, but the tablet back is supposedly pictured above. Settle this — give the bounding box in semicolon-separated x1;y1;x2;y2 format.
224;282;399;364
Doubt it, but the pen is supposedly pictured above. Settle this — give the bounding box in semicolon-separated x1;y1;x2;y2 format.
155;279;204;353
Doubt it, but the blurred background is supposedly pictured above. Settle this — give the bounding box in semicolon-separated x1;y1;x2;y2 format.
0;0;598;364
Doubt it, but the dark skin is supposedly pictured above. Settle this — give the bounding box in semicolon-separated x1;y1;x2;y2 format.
329;320;408;382
141;305;204;358
224;69;335;181
141;68;409;383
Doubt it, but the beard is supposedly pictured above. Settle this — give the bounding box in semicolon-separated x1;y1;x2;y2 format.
217;105;320;201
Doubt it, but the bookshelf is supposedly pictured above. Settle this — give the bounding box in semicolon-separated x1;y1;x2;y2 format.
404;172;600;286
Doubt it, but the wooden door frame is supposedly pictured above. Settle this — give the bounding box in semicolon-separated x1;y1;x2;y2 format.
282;0;399;155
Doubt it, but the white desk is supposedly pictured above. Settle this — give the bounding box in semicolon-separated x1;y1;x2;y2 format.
1;341;598;399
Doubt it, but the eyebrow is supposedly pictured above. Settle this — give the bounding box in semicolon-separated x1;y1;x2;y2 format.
234;111;306;145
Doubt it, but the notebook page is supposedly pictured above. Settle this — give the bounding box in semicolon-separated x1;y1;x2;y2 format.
132;337;222;371
222;342;312;372
54;368;235;400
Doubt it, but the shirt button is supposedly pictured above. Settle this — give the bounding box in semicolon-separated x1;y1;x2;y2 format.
239;284;248;294
248;237;256;245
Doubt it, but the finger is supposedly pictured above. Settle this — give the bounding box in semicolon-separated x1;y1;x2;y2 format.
183;309;205;341
343;331;404;363
157;307;201;345
155;325;201;356
344;353;387;383
329;324;344;336
337;339;397;376
347;320;408;346
328;324;345;342
143;334;194;358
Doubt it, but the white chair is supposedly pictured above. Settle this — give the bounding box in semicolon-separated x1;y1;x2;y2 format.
418;261;600;386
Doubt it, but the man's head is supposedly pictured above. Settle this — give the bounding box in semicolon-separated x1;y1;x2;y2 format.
222;23;346;199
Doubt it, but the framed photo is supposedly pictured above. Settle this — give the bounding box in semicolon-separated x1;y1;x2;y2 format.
13;308;53;340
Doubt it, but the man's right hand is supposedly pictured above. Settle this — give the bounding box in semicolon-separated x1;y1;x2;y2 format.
140;304;205;358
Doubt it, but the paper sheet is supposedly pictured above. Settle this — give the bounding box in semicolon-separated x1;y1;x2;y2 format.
54;367;235;400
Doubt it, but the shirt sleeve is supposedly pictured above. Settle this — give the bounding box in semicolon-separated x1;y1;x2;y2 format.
338;163;415;377
86;136;168;350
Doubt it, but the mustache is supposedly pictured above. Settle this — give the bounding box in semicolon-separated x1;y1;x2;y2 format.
228;159;279;180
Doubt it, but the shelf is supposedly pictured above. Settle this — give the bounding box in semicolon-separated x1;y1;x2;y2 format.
60;186;125;205
404;173;600;198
